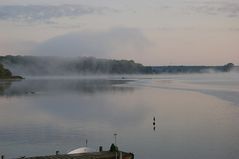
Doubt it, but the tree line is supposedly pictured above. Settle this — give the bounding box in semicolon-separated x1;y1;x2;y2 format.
0;55;236;76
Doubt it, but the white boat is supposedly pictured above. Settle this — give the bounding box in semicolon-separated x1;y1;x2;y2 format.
67;147;96;154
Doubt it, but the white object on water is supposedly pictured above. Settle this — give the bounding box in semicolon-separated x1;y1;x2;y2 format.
67;147;96;154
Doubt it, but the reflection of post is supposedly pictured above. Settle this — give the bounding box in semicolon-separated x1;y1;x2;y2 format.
86;139;88;147
114;133;117;145
115;152;117;159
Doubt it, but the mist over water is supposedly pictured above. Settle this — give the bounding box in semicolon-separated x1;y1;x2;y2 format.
0;73;239;159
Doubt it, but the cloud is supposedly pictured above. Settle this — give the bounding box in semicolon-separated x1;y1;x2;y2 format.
32;27;151;59
0;4;115;23
0;40;38;55
184;1;239;18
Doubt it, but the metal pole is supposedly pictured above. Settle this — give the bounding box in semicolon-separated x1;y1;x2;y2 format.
120;152;122;159
114;133;117;146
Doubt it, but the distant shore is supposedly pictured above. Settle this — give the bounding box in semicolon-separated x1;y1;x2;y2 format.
0;55;237;76
0;76;24;80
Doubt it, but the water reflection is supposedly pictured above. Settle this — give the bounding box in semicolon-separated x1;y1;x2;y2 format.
0;81;12;95
0;79;134;96
0;78;147;158
0;76;239;159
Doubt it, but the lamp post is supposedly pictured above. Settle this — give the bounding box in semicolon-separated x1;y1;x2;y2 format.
114;133;117;146
114;133;118;159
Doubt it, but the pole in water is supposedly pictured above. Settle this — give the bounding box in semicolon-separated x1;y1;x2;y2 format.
86;139;88;147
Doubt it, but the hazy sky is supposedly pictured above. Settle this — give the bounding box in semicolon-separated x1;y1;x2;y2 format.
0;0;238;65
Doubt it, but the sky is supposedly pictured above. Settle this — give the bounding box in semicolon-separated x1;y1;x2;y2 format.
0;0;238;65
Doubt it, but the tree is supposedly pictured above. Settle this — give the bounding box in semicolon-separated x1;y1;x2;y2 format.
109;143;118;152
0;63;12;78
223;63;234;72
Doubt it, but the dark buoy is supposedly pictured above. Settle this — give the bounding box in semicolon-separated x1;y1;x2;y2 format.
153;116;156;131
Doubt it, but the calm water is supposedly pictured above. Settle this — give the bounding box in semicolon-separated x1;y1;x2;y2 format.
1;74;239;159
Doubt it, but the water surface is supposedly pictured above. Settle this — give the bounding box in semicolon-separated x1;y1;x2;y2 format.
0;74;239;159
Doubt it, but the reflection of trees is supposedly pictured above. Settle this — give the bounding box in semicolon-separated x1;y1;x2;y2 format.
0;81;12;95
65;80;134;94
0;79;135;96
